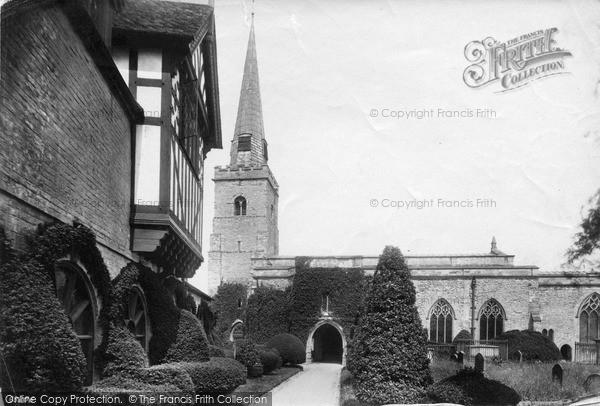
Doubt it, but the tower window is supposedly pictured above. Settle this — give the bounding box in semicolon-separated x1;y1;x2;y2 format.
238;135;251;152
234;196;247;216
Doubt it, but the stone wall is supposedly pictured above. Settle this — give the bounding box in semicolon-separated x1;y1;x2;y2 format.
0;4;133;270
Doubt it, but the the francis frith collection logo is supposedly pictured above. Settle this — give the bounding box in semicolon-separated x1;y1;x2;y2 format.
463;28;572;92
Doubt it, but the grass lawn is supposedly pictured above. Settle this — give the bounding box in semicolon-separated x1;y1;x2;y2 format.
233;365;302;396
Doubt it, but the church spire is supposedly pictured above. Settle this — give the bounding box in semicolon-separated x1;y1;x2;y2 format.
230;14;267;167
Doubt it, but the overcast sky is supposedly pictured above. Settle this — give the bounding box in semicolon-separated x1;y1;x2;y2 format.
191;0;600;290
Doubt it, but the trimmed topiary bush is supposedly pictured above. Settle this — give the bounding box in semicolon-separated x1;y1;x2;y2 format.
138;268;210;365
234;339;260;370
347;246;432;405
209;345;226;357
495;329;561;362
157;358;246;394
427;368;521;405
164;310;211;364
98;264;148;377
453;329;472;343
265;333;306;365
246;286;291;343
259;350;280;374
0;255;87;391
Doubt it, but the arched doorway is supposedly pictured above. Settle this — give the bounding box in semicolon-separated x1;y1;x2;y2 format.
306;320;346;366
561;344;572;361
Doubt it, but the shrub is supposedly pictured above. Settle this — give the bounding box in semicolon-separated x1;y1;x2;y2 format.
158;358;246;394
259;350;280;374
234;339;260;370
347;246;432;405
209;345;226;357
246;286;291;343
138;269;210;364
0;257;87;391
98;264;148;377
89;364;195;394
212;283;248;342
495;329;561;362
453;329;472;343
428;368;521;405
265;333;306;365
164;310;211;364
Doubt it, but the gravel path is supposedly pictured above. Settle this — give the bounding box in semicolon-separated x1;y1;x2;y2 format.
270;363;342;406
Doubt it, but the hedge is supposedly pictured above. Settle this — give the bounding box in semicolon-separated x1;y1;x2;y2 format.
211;283;248;344
0;237;87;391
265;333;306;365
347;246;432;405
98;264;148;377
138;268;210;364
209;345;226;357
494;329;561;362
246;286;291;343
288;264;365;343
234;339;260;370
259;350;280;374
156;358;246;394
427;368;521;405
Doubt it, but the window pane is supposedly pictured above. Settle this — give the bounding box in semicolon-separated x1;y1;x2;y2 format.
430;317;436;341
112;46;129;86
137;86;162;118
138;48;162;79
480;316;487;340
135;125;161;204
591;312;599;341
581;312;589;342
445;315;453;344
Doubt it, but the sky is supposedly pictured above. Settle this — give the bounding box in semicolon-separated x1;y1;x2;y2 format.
191;0;600;290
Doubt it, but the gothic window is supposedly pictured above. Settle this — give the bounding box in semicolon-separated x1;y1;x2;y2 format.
238;135;251;152
54;262;96;385
429;299;453;343
579;293;600;343
234;196;247;216
124;286;148;352
479;299;505;340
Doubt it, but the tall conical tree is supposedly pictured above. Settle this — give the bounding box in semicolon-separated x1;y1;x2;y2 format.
348;246;432;404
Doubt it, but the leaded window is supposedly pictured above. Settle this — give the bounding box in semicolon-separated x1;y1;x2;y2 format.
429;299;453;343
579;293;600;343
479;299;504;340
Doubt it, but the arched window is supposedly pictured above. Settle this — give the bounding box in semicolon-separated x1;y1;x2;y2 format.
479;299;505;340
542;329;548;336
234;196;247;216
579;293;600;343
54;261;97;385
429;299;454;343
549;329;554;342
124;286;149;352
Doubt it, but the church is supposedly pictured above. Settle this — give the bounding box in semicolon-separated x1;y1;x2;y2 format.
207;17;600;366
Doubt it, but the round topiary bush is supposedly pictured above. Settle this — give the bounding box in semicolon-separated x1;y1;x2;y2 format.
259;350;280;374
494;329;561;362
234;339;260;370
427;368;521;405
453;329;472;343
164;310;211;364
265;333;306;365
0;257;87;391
160;358;246;394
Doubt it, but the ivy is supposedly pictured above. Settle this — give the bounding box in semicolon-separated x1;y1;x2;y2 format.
246;286;291;344
288;263;366;342
211;283;248;343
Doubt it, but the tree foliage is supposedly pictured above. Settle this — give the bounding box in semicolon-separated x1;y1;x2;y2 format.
568;190;600;263
347;246;432;405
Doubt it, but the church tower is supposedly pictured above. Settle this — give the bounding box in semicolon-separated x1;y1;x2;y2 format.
207;17;279;294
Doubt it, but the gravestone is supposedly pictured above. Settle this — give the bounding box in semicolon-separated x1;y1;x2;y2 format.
584;373;600;393
552;363;563;387
457;351;464;365
518;350;523;366
475;353;484;373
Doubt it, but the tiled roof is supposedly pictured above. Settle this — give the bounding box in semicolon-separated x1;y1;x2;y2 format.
114;0;213;46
